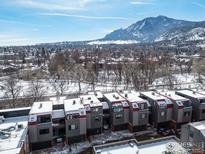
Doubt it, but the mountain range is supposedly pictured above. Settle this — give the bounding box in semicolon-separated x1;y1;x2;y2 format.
87;15;205;45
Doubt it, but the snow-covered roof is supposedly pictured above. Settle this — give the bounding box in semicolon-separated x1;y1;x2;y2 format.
64;98;85;115
140;91;167;100
104;92;126;102
29;101;53;115
177;90;205;99
94;137;187;154
94;139;139;154
137;138;187;154
52;109;65;119
189;121;205;137
0;116;28;153
80;95;102;107
102;102;109;110
88;91;104;99
159;91;189;101
118;91;147;103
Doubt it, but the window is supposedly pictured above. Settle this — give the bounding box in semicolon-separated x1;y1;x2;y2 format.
161;111;165;116
69;124;78;130
190;131;194;138
140;104;145;110
184;112;191;117
202;109;205;114
141;113;146;119
95;116;100;121
93;108;99;112
67;114;79;120
38;115;51;123
39;128;49;135
115;114;123;119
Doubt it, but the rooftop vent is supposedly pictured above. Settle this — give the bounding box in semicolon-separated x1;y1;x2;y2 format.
88;97;91;100
73;100;76;105
90;101;93;104
152;92;155;95
193;91;196;95
39;103;42;109
125;94;128;98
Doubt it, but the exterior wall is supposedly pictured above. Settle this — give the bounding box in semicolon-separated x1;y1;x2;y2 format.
138;110;149;126
123;108;129;124
90;106;103;130
66;118;80;137
176;92;201;121
37;123;53;142
80;117;87;135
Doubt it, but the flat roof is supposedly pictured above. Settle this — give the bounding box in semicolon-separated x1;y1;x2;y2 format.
177;90;205;99
140;91;167;100
159;91;189;101
80;94;102;107
64;98;85;114
104;92;126;102
52;109;65;119
29;101;53;115
138;138;187;154
94;137;188;154
118;91;147;103
0;116;28;153
94;139;139;154
88;91;104;99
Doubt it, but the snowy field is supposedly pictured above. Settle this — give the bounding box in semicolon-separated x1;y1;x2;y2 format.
0;73;204;100
151;73;205;89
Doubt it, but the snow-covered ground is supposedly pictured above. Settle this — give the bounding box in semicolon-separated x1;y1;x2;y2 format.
88;40;139;45
0;79;127;99
151;73;205;89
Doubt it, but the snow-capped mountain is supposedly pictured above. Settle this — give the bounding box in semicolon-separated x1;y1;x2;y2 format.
102;15;205;44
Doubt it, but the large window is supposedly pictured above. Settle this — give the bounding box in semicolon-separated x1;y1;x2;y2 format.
93;108;99;112
184;112;191;117
115;114;123;119
38;115;51;123
141;113;146;119
161;111;165;116
69;124;78;130
39;128;49;135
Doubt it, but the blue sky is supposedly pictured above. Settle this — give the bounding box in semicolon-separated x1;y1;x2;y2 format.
0;0;205;46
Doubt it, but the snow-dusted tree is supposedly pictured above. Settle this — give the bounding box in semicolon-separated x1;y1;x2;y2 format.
50;80;69;96
29;79;47;102
71;64;87;93
3;76;21;108
192;59;205;83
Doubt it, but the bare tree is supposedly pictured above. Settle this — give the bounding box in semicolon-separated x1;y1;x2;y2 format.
29;79;47;102
71;64;87;93
3;76;21;108
50;80;69;96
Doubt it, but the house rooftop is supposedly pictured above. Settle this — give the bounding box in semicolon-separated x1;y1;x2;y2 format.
140;91;168;101
0;116;28;153
29;101;53;115
118;90;147;103
159;91;189;101
88;91;104;99
64;98;85;114
104;92;126;102
177;90;205;99
80;94;102;107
